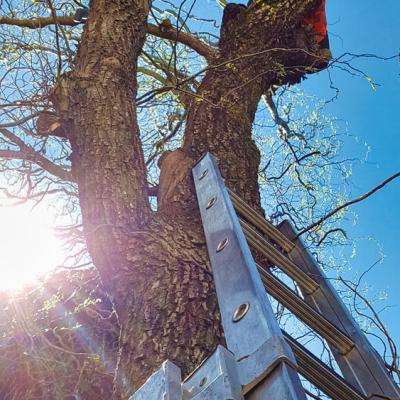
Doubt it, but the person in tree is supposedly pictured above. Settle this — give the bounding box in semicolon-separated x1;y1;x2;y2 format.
303;0;330;53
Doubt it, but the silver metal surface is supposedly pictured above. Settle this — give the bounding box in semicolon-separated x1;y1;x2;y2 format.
257;264;354;354
233;302;250;323
238;335;298;395
240;219;318;294
284;332;365;400
182;346;243;400
192;153;306;398
228;189;294;253
279;220;400;399
206;196;217;209
216;237;229;252
246;362;307;400
130;360;182;400
199;169;208;180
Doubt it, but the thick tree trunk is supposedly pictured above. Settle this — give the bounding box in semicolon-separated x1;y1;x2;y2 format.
52;1;328;398
52;2;224;397
183;2;324;211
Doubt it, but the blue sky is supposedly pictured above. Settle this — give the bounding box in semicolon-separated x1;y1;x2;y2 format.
303;0;400;347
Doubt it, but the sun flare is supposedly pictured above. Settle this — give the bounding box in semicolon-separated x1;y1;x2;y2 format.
0;205;65;292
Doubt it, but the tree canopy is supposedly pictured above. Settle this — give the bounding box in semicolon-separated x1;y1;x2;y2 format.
0;1;398;399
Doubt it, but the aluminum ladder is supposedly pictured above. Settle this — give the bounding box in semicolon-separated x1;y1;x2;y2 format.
131;153;400;400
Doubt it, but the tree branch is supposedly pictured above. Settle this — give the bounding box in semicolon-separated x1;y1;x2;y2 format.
147;23;216;61
0;15;76;29
339;274;399;382
298;172;400;236
0;128;74;182
0;112;41;129
0;15;216;61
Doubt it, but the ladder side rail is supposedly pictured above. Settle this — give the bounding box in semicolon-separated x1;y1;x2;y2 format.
240;219;319;294
228;189;294;253
257;264;354;354
278;220;400;400
284;332;366;400
192;153;306;399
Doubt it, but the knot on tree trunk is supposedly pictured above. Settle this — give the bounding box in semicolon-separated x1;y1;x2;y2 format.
157;149;198;216
35;111;67;138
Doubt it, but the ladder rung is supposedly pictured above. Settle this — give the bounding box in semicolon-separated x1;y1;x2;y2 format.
284;332;366;400
240;219;319;294
229;189;294;253
257;265;354;354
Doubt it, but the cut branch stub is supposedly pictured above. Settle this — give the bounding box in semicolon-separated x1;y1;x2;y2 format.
35;111;67;138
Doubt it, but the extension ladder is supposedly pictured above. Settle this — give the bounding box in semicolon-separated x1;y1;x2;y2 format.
131;153;400;400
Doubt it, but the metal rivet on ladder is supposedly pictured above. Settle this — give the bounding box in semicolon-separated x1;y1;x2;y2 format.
233;303;250;323
206;196;217;209
199;376;207;387
199;169;208;180
216;238;229;252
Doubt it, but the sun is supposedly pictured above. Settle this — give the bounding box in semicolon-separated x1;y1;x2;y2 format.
0;204;65;292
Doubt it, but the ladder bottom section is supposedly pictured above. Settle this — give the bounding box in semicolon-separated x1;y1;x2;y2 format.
246;362;306;400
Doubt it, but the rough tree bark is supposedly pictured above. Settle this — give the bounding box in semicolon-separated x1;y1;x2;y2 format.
50;0;327;398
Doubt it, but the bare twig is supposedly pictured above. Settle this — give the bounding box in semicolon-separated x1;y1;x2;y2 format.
298;172;400;237
0;128;74;181
339;271;399;381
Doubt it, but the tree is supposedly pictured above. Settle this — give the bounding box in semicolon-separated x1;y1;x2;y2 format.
0;1;397;399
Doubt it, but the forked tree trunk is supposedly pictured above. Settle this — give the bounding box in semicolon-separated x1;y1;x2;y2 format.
52;0;325;398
